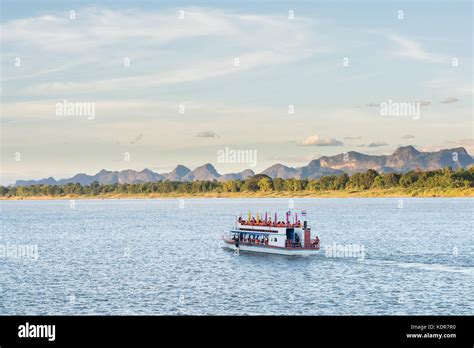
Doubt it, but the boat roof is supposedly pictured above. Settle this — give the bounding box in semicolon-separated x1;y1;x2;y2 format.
230;230;271;236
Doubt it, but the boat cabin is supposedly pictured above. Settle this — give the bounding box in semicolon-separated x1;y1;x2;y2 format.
227;211;320;250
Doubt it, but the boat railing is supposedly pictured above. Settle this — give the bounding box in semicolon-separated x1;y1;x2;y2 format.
286;239;320;249
224;233;320;250
237;221;302;228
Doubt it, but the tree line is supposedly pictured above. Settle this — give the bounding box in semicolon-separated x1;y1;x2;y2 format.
2;167;473;197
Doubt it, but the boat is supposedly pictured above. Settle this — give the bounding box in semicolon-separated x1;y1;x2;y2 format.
222;210;320;256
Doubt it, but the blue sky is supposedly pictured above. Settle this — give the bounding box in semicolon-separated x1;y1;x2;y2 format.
0;0;472;185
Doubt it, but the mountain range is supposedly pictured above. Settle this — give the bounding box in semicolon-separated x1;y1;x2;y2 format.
14;146;473;186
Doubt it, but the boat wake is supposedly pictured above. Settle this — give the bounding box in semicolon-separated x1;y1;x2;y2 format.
363;259;474;275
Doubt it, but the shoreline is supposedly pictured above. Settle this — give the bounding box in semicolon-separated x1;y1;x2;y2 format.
2;188;473;200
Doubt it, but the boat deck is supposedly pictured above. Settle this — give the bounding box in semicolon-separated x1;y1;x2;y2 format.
223;238;320;251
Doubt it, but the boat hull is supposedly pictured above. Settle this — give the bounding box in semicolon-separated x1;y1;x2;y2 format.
223;241;320;256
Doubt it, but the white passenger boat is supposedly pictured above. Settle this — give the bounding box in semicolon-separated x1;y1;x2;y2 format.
222;211;320;256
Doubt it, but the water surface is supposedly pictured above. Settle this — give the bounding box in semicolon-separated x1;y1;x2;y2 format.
1;198;472;315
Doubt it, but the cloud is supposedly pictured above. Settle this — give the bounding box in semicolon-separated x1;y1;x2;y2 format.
302;135;344;146
2;7;319;97
455;138;474;146
451;138;474;154
417;100;431;106
401;134;415;139
23;50;315;96
344;136;362;140
421;139;474;154
196;130;219;138
388;34;446;63
1;8;239;53
440;97;459;104
367;141;388;147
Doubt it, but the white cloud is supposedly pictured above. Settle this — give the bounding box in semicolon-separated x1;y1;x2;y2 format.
388;34;447;63
452;138;474;154
2;7;319;97
421;139;474;154
197;131;219;138
302;135;343;146
417;100;431;106
440;97;459;104
1;8;238;53
367;141;388;147
22;49;314;96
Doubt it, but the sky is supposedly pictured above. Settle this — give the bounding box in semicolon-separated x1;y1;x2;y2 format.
0;0;473;185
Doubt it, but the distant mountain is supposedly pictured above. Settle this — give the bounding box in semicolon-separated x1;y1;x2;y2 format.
15;177;57;186
386;146;472;172
315;151;387;175
261;164;297;179
182;163;220;181
162;165;191;181
53;168;164;186
263;146;473;179
116;168;164;184
218;169;255;182
12;146;473;186
57;173;96;186
294;159;343;179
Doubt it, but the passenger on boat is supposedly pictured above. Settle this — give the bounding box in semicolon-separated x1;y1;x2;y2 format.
313;236;320;247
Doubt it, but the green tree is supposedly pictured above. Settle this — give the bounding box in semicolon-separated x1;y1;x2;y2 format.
258;177;273;192
334;173;349;190
273;178;285;191
382;173;401;188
